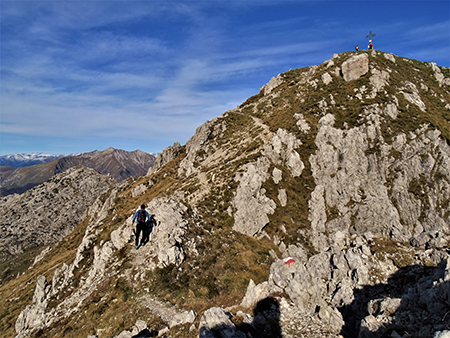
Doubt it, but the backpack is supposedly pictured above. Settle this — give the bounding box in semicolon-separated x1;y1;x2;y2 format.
137;209;146;223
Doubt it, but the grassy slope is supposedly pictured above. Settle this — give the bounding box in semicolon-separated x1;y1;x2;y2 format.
0;217;90;338
1;160;58;193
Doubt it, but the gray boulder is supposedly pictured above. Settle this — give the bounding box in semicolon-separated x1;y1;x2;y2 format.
145;196;189;267
240;279;269;308
232;157;276;237
199;307;245;338
341;53;369;81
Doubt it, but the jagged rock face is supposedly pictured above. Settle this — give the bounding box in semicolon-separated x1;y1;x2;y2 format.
0;167;116;259
264;243;450;337
13;189;193;338
15;276;51;335
174;51;449;337
146;195;189;267
261;73;285;95
147;142;182;175
178;118;227;178
308;110;450;252
14;186;124;338
232;157;276;236
231;128;305;236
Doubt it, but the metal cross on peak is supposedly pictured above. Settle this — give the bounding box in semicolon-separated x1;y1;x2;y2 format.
366;31;376;43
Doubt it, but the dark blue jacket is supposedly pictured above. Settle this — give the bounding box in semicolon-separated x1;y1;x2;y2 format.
133;209;150;224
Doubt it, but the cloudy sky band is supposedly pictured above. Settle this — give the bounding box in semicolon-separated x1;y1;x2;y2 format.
1;1;449;155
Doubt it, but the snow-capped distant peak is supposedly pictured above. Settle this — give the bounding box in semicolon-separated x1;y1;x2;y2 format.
4;152;52;159
0;152;65;168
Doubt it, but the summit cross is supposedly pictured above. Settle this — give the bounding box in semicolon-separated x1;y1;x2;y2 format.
366;30;376;43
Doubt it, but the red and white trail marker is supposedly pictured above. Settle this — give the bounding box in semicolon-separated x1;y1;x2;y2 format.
284;256;295;268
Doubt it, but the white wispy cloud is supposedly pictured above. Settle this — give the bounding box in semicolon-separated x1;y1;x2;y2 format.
3;1;322;133
406;20;450;43
2;1;448;155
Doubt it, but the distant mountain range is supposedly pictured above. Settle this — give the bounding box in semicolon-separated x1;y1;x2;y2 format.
0;152;68;168
0;147;155;196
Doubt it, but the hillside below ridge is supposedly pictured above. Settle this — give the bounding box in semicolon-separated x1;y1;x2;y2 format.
2;50;450;338
0;166;118;283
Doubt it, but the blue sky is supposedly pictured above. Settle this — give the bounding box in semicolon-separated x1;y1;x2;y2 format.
1;0;449;156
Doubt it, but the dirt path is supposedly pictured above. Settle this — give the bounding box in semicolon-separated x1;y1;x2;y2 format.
139;294;179;323
139;294;196;328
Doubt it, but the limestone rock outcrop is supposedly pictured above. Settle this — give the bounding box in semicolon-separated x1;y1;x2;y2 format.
15;276;51;336
145;196;189;267
232;157;275;237
14;184;123;338
0;167;116;259
178;118;226;177
147;142;182;175
308;109;450;252
261;73;285;95
341;53;369;81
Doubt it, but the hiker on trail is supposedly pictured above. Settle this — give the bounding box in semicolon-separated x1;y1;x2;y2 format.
132;204;151;249
143;214;157;244
148;214;157;233
368;42;373;50
355;45;359;51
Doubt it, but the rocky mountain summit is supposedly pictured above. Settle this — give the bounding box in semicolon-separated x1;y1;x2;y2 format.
1;50;450;338
0;147;155;196
53;148;155;182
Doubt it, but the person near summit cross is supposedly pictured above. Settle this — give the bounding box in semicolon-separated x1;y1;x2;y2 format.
132;204;151;249
355;45;359;51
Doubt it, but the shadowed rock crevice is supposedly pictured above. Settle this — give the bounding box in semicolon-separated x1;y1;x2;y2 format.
199;297;282;338
339;260;450;338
